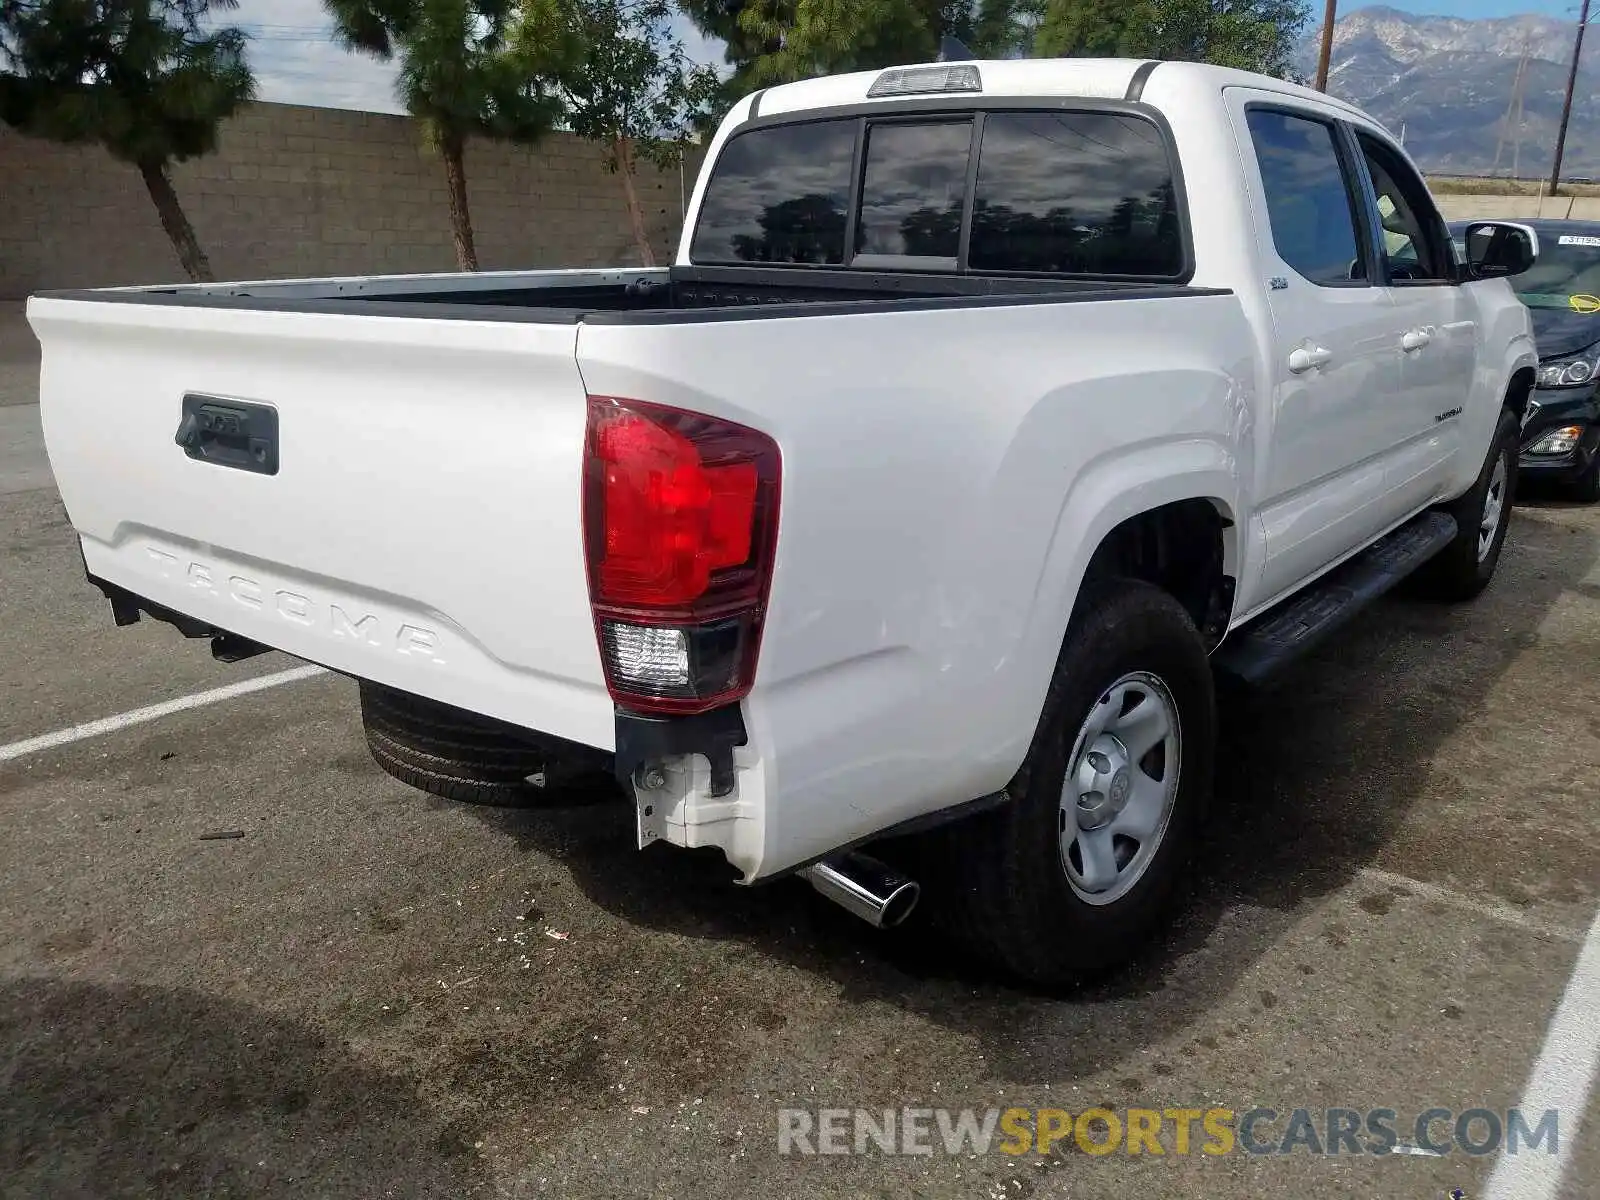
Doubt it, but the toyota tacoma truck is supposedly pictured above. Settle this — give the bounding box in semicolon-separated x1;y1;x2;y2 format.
28;56;1540;987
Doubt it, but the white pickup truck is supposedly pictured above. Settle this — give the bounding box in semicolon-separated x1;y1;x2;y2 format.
29;56;1541;986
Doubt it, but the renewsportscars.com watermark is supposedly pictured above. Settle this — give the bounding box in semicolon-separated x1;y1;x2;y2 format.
777;1106;1561;1158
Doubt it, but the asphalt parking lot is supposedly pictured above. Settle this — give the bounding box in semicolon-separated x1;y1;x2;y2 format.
2;300;1598;1199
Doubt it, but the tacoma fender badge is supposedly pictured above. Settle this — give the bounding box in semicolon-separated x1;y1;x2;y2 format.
1435;406;1464;423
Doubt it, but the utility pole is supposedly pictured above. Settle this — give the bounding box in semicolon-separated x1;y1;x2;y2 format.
1314;0;1338;91
1550;0;1591;195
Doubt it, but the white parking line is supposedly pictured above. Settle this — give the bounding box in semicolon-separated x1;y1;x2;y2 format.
1358;866;1588;943
0;665;327;764
1483;905;1600;1200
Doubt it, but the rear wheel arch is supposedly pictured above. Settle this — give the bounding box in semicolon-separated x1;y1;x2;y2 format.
1081;497;1239;647
990;461;1242;802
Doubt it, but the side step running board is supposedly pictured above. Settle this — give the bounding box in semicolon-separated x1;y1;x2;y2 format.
1213;511;1458;685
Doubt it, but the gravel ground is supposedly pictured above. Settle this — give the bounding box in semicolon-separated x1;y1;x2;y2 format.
3;306;1597;1199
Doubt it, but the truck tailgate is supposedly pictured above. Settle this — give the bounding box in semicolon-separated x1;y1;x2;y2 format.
28;296;615;751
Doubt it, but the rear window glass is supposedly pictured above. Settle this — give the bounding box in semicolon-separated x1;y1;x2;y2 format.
688;108;1185;278
689;119;856;265
854;120;973;262
969;112;1182;276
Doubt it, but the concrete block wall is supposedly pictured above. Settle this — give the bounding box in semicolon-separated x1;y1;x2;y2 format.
1;100;704;298
1435;194;1600;222
5;95;1596;301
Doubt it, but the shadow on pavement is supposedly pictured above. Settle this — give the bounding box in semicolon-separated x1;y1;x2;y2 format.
464;510;1596;1084
0;978;489;1199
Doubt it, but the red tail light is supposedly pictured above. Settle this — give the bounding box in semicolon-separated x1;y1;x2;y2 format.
583;396;781;715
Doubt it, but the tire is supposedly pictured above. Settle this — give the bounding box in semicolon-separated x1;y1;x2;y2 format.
1413;408;1519;603
924;578;1216;989
1566;455;1600;504
358;682;615;808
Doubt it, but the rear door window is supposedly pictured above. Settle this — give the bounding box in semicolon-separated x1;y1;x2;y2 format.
968;112;1183;277
689;119;857;266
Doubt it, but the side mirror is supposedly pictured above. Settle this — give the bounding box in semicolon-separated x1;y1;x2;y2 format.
1462;221;1538;280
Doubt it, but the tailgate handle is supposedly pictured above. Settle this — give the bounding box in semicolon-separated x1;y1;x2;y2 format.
176;394;279;476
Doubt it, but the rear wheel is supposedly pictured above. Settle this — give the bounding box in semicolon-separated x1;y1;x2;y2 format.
358;682;615;807
926;578;1215;988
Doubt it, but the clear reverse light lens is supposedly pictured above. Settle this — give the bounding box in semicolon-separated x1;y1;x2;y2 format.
867;64;982;98
603;623;690;690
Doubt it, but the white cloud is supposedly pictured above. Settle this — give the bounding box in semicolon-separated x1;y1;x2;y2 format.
223;0;404;113
669;10;728;70
212;0;728;114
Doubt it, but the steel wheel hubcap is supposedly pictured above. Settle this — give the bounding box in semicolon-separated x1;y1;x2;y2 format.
1060;671;1182;906
1479;454;1508;562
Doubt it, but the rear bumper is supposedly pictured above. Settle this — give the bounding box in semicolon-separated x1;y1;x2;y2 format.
83;549;781;875
83;552;1004;886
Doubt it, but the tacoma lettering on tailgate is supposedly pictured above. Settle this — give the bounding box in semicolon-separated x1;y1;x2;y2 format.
144;547;445;663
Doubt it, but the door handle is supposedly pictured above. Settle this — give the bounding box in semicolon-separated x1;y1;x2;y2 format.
1288;344;1334;373
1401;328;1433;352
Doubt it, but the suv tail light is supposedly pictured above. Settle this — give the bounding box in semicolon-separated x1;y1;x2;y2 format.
582;396;781;715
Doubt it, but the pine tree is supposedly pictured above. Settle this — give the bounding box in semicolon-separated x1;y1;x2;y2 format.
0;0;255;282
323;0;578;271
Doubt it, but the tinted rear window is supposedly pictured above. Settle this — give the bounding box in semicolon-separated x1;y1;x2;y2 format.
854;120;973;262
969;113;1181;276
688;120;856;265
689;107;1185;278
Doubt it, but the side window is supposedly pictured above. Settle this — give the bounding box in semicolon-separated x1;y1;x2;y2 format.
1355;133;1452;283
1245;108;1367;286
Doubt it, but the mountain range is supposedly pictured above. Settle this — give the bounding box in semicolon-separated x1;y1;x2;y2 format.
1297;6;1599;178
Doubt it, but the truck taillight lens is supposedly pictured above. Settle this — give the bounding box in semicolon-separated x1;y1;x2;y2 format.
583;396;781;715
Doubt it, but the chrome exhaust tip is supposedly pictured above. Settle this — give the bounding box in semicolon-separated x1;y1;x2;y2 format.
797;851;921;929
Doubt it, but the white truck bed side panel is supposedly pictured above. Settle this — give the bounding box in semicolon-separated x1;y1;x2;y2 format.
577;293;1255;875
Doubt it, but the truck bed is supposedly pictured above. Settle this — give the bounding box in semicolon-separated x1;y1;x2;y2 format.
29;260;1246;877
35;264;1213;325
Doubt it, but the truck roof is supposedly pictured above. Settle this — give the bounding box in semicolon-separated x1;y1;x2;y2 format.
748;57;1378;130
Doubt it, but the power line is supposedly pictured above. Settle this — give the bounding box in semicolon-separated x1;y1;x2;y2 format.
1491;32;1532;181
